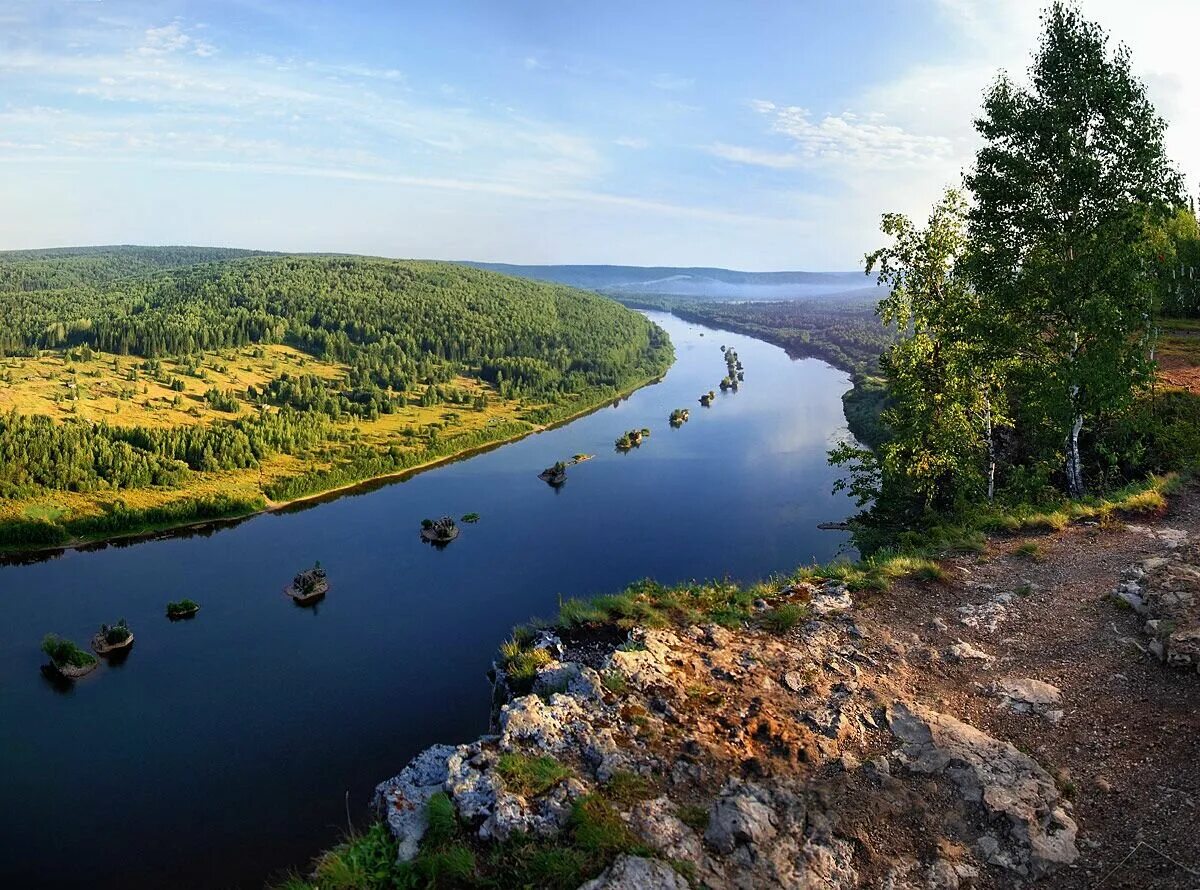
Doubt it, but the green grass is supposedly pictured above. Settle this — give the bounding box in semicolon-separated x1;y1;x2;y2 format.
762;602;808;634
496;754;573;797
499;636;555;695
677;804;710;832
600;670;628;695
1014;541;1043;561
601;771;656;807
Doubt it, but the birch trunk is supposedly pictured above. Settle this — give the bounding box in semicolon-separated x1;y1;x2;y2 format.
984;390;996;503
1066;383;1084;497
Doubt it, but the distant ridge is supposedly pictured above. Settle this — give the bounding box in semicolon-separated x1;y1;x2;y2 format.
459;262;878;301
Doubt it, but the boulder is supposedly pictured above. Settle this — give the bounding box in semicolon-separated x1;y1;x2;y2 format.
888;702;1077;878
577;855;689;890
992;676;1063;720
704;779;778;854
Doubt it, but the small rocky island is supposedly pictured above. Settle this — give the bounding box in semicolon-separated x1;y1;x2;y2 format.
721;347;743;389
286;562;329;603
699;390;716;406
41;634;98;679
166;599;201;620
420;516;460;545
537;454;593;485
91;619;134;655
538;461;569;486
614;428;651;451
669;408;690;427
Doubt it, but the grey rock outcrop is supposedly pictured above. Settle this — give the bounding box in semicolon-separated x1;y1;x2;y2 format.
888;701;1078;878
577;855;690;890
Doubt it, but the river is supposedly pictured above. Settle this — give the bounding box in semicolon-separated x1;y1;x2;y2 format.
0;312;857;888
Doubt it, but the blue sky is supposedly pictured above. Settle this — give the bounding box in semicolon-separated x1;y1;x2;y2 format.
1;1;1197;269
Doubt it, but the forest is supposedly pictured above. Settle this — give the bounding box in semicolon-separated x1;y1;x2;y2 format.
0;251;673;547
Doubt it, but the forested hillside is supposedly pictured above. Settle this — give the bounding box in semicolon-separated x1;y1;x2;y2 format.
0;250;673;549
0;245;274;293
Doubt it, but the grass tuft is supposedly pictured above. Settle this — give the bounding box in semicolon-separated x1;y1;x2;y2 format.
496;754;573;798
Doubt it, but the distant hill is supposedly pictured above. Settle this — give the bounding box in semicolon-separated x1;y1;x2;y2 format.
460;263;881;302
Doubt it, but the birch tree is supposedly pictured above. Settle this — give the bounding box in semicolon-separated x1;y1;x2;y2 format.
864;190;999;510
966;1;1181;497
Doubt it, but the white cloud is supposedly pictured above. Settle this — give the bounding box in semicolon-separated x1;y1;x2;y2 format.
707;142;800;169
752;102;955;169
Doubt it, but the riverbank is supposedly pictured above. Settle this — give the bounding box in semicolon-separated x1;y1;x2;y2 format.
0;370;670;559
287;481;1200;889
662;305;891;449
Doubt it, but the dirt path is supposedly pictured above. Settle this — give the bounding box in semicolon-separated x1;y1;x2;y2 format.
869;489;1200;887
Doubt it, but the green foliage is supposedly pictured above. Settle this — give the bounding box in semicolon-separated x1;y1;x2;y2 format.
677;804;710;832
166;599;200;617
41;634;97;668
460;513;480;523
498;637;554;695
495;754;572;797
966;2;1183;497
99;619;131;645
0;492;265;551
599;670;627;695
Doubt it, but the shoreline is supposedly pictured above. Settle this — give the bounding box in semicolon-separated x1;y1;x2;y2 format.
0;371;668;561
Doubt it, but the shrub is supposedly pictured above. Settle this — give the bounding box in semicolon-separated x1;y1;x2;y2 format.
1014;541;1042;561
100;619;131;644
41;634;97;669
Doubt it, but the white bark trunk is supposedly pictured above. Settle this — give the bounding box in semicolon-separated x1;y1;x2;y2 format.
1066;387;1084;497
984;392;996;503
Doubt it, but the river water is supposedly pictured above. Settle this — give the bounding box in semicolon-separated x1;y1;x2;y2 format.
0;312;856;888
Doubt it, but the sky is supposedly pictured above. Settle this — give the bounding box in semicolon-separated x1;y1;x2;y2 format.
1;0;1199;270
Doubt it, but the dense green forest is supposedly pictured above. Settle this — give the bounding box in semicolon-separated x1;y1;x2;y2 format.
0;250;673;546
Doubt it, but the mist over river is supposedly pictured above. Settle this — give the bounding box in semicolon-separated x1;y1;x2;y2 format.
0;312;857;889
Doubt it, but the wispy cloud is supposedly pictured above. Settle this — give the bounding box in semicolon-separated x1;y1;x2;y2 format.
747;101;955;169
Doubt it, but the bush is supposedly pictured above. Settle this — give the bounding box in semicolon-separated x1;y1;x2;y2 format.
100;619;131;644
41;634;97;669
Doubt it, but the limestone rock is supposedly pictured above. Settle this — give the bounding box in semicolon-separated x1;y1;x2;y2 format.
534;661;605;701
811;586;854;617
499;693;588;753
947;640;994;665
577;855;689;890
888;701;1077;877
631;797;703;862
992;676;1063;719
704;779;778;854
609;629;679;688
373;744;455;861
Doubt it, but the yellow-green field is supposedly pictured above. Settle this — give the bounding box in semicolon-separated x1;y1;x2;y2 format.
0;345;537;537
0;344;343;427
